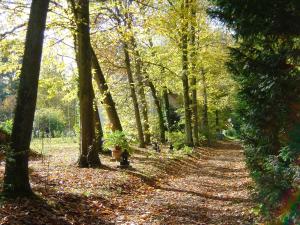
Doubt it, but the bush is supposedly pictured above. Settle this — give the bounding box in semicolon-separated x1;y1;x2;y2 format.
166;131;185;150
0;119;12;134
103;131;132;154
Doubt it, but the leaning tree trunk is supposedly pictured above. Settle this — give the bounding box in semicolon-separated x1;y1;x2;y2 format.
123;42;145;148
181;0;193;146
91;47;123;132
147;77;166;143
190;0;199;146
3;0;50;197
76;0;100;168
201;70;210;145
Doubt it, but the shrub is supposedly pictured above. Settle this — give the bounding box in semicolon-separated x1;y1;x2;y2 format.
166;131;185;150
0;119;12;134
104;131;132;154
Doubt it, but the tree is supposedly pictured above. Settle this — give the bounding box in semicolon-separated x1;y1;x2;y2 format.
74;0;101;167
116;0;146;147
91;47;123;132
189;0;199;145
181;0;193;146
146;76;166;143
201;69;210;144
123;41;145;147
3;0;50;197
131;38;151;144
210;0;300;221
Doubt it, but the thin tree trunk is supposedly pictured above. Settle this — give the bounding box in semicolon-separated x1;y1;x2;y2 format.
190;0;199;146
3;0;50;197
91;47;123;132
147;77;166;143
123;42;145;148
147;40;166;142
181;0;193;146
132;45;151;144
201;70;210;145
163;87;171;131
76;0;100;167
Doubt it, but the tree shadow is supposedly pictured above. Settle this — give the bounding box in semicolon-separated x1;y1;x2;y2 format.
0;191;115;225
0;171;117;225
156;202;253;225
157;186;251;203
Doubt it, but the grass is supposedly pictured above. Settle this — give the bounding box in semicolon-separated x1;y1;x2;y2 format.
30;137;79;155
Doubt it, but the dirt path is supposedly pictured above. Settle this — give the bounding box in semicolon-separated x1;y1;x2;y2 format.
113;142;255;225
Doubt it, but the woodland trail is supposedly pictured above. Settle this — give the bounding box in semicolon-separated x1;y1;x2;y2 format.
0;141;255;225
113;141;255;225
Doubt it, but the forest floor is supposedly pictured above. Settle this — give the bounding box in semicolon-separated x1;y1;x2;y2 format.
0;140;256;225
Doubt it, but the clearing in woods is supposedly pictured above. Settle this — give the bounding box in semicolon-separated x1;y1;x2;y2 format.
0;141;255;225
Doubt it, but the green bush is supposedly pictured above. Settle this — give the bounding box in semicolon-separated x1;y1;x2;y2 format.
166;131;185;150
181;146;193;155
104;131;132;154
0;119;12;134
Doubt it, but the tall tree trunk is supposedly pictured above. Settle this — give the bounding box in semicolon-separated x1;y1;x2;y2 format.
93;101;103;154
146;77;166;143
76;0;100;168
123;42;145;147
91;47;123;132
201;70;210;145
3;0;50;197
163;87;171;131
147;40;166;142
190;0;199;146
132;45;150;144
181;0;193;146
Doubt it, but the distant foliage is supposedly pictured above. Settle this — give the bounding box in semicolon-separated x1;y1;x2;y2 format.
34;108;66;137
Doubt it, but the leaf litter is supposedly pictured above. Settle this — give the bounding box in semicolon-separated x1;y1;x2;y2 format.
0;141;255;225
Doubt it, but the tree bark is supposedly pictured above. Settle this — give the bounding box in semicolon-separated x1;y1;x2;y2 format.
201;70;210;145
190;0;199;146
163;87;171;131
91;47;123;132
76;0;100;167
93;98;103;154
123;42;145;147
147;77;166;143
181;0;193;146
132;43;151;144
3;0;50;197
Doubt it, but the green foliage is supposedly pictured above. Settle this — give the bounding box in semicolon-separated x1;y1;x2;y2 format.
209;0;300;222
34;108;65;137
0;119;12;134
104;131;132;154
166;131;185;150
181;146;193;155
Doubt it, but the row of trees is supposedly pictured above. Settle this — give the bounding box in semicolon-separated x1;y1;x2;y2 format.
1;0;234;197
